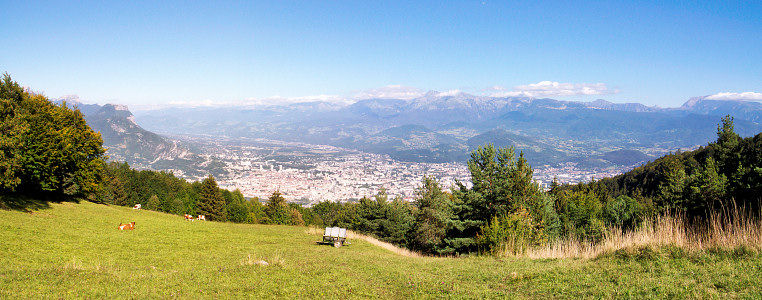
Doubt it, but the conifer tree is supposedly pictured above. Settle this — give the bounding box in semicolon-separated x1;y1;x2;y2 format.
410;176;453;254
197;175;227;221
147;194;160;211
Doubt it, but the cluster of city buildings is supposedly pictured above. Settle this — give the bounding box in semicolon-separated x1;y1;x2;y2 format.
204;139;634;205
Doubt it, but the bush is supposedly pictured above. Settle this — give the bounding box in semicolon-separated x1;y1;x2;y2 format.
558;190;607;243
604;195;642;229
476;209;546;255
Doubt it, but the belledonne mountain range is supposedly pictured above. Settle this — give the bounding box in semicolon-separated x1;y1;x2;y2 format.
59;92;762;177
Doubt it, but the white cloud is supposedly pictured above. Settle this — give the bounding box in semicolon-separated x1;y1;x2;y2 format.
435;89;462;97
167;99;229;107
352;85;424;100
483;85;508;92
705;92;762;101
489;81;618;98
163;94;346;108
251;94;348;105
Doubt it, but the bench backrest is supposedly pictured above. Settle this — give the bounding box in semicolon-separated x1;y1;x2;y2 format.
324;227;347;238
330;227;340;237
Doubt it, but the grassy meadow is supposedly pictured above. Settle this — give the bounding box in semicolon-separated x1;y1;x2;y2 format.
1;200;761;299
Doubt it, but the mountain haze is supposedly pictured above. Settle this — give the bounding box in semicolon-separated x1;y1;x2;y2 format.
133;93;762;168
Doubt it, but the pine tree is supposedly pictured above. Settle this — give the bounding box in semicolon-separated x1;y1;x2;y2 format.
197;175;227;221
410;176;453;254
657;157;688;211
381;196;414;246
466;144;541;218
687;157;728;216
147;194;160;211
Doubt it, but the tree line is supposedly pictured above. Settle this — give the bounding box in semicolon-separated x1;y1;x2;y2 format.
98;161;317;226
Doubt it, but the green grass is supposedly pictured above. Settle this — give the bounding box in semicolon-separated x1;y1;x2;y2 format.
1;201;761;299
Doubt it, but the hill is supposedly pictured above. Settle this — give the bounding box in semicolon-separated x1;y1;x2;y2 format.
466;128;568;166
1;200;760;298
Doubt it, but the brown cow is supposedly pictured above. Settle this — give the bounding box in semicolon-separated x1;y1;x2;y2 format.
184;214;194;222
118;222;135;230
197;215;206;221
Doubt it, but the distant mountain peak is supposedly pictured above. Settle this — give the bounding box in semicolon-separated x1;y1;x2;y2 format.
589;99;613;106
112;104;130;111
681;97;705;109
56;94;82;105
422;90;470;99
582;98;658;112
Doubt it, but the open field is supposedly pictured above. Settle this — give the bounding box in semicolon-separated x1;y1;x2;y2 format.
1;200;761;299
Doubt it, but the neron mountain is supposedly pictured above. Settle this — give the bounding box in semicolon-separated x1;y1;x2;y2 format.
55;97;225;178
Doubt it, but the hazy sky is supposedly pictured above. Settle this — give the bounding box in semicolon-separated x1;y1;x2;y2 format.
1;1;760;109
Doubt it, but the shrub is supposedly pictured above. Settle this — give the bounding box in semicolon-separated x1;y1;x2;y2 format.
476;209;546;255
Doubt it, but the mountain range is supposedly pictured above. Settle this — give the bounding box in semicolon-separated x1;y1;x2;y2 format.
55;93;762;174
130;93;762;168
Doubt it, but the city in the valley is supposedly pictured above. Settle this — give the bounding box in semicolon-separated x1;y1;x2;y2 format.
169;136;637;206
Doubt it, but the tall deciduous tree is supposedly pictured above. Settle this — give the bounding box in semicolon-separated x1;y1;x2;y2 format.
0;75;27;191
265;191;291;225
0;73;105;197
226;189;249;223
197;175;227;221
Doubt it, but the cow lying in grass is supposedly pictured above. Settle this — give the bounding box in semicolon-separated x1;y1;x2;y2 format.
118;222;135;230
133;204;141;210
184;214;194;221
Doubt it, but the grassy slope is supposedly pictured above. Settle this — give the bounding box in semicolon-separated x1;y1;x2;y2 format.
1;201;760;299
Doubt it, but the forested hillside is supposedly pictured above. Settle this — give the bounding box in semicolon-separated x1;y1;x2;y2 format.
580;115;762;219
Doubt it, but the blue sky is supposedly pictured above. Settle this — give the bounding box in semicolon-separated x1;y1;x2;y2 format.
1;1;760;109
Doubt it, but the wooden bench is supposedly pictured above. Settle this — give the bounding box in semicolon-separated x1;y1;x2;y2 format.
319;227;348;248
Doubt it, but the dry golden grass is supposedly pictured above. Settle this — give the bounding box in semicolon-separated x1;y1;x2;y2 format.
304;206;762;260
306;226;422;257
524;207;762;259
346;231;423;258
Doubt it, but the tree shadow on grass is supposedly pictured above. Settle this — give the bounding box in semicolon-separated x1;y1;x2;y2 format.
0;193;80;212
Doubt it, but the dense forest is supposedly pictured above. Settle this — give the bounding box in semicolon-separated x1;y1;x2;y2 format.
2;74;761;256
